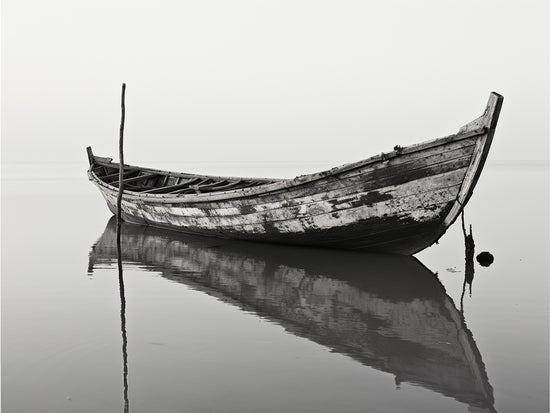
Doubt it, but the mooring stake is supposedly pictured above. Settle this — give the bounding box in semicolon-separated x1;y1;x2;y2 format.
115;82;129;413
460;210;475;313
117;83;126;226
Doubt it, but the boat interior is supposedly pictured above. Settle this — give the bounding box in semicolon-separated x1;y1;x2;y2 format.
90;162;278;195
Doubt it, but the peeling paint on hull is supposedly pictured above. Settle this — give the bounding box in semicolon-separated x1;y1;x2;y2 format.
87;93;503;254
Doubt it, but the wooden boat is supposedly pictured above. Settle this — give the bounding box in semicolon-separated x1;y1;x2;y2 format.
89;218;496;412
87;92;503;254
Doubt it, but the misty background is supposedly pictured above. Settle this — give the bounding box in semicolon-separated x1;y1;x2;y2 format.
2;0;549;179
2;4;549;412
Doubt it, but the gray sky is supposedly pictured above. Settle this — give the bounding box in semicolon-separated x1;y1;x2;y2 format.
2;0;549;174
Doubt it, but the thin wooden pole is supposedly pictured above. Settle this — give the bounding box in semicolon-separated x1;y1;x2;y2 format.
117;83;126;222
116;82;129;413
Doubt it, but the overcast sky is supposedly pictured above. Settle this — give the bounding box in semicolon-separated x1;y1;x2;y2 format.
2;0;549;175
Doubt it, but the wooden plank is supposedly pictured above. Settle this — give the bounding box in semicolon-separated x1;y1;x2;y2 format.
169;179;236;194
111;172;463;234
169;151;474;217
235;144;473;211
197;180;243;193
170;179;214;194
141;177;203;194
103;169;135;181
91;130;482;203
97;148;468;233
169;134;478;203
111;173;158;186
97;152;470;234
180;180;268;194
195;180;230;189
91;128;484;189
213;181;462;231
122;137;477;207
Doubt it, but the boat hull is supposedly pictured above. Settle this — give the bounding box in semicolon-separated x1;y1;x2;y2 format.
88;93;503;254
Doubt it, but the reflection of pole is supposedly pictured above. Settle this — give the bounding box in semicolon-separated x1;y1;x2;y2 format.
117;83;130;413
117;227;130;413
460;211;475;313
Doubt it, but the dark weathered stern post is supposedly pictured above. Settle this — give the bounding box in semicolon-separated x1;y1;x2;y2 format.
86;146;94;167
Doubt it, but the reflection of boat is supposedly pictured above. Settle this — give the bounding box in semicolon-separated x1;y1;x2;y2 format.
86;93;503;254
89;218;496;411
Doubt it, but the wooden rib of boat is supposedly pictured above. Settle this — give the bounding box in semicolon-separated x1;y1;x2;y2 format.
87;92;503;254
89;218;496;412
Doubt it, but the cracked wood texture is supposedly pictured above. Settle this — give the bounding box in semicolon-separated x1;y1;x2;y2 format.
87;93;503;255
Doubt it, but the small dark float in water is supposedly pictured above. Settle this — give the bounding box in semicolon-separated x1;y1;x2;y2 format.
477;251;495;267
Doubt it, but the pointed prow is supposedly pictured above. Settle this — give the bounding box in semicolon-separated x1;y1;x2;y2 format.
485;92;504;130
460;92;504;133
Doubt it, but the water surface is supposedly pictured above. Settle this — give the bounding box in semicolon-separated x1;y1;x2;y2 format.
2;161;548;412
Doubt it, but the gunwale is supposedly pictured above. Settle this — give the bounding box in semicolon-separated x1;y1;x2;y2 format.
88;126;487;204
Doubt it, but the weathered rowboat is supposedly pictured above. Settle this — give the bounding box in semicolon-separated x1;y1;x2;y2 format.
89;218;496;411
87;92;503;254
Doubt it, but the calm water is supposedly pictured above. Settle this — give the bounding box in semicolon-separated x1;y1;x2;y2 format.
2;161;549;413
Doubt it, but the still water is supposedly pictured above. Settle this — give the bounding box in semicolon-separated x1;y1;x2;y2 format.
2;161;548;413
